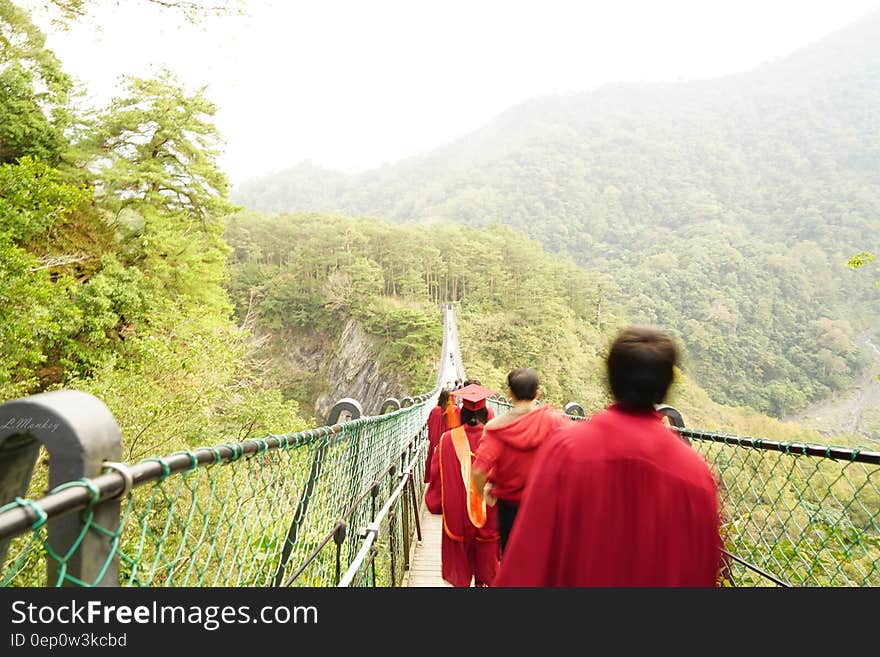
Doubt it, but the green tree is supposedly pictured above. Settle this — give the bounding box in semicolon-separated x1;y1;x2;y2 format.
847;251;877;284
0;157;90;397
0;0;72;165
87;71;236;224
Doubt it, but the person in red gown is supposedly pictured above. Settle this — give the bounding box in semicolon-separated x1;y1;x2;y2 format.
494;327;723;587
425;382;496;483
471;368;569;552
425;384;500;587
463;379;495;422
424;389;459;483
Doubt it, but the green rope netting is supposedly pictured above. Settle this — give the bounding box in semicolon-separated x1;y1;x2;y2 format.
681;429;880;587
338;442;429;588
0;402;430;587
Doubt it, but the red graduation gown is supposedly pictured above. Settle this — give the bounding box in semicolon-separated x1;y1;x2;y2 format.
425;404;484;482
425;423;500;587
494;405;722;587
425;406;445;483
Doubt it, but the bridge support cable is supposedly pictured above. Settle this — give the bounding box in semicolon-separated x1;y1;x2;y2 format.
721;549;790;587
271;441;328;586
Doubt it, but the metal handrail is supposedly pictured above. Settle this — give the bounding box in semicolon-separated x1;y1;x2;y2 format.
338;449;421;587
677;428;880;464
283;434;423;586
0;403;429;542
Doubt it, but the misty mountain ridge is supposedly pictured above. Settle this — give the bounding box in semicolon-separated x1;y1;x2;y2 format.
236;10;880;217
233;11;880;423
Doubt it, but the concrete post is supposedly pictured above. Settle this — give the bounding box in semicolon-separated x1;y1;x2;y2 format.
564;402;586;418
327;398;364;425
0;390;122;586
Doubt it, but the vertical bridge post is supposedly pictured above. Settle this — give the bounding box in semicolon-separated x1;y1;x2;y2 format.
275;397;363;586
0;390;122;586
564;402;586;418
655;404;687;442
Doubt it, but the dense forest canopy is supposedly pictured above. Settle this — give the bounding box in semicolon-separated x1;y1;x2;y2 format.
225;209;861;448
0;0;307;456
235;11;880;417
225;211;615;411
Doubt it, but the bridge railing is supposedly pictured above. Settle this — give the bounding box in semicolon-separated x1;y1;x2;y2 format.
337;443;426;587
3;390;877;586
681;429;880;587
0;394;432;587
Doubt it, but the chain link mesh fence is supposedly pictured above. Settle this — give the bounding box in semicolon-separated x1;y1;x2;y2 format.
0;403;431;587
681;429;880;586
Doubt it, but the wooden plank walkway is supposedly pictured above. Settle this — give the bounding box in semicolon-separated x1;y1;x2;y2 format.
404;507;451;587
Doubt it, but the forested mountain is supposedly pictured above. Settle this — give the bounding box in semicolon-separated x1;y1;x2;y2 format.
225;210;864;447
225;211;614;415
235;12;880;417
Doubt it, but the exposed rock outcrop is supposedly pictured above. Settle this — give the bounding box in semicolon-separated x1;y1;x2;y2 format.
268;318;411;424
314;319;408;420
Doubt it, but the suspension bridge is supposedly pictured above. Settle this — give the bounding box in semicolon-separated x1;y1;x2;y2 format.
0;306;878;587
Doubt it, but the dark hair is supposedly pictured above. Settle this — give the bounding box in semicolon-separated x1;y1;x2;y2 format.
461;407;489;426
606;326;677;410
437;389;450;408
463;378;481;386
507;368;539;401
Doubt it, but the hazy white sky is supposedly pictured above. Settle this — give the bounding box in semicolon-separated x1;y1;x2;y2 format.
25;0;880;184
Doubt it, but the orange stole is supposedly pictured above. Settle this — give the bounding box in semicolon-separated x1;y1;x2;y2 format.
439;426;487;541
443;403;457;430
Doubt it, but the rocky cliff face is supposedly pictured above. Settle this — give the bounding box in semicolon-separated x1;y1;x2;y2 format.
270;318;411;424
315;319;410;420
